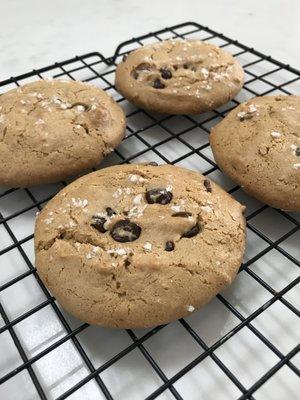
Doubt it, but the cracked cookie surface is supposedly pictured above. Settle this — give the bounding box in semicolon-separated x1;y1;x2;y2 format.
210;95;300;211
115;39;244;115
35;164;246;328
0;79;126;187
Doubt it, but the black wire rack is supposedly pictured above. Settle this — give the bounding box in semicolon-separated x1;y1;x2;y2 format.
0;22;299;400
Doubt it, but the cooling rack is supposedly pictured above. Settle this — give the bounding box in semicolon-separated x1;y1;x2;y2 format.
0;21;299;400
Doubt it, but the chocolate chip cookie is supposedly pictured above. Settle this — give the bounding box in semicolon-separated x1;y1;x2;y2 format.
35;164;246;328
0;79;126;187
210;95;300;211
115;39;244;115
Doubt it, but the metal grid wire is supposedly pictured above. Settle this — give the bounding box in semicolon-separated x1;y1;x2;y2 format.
0;22;299;400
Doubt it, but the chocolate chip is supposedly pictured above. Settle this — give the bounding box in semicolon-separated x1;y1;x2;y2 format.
122;54;128;62
160;68;172;79
181;223;201;238
145;188;173;204
106;207;116;217
172;212;192;218
296;147;300;156
183;64;189;69
153;78;165;89
91;216;107;233
148;161;158;166
203;179;212;193
165;241;175;251
110;219;141;242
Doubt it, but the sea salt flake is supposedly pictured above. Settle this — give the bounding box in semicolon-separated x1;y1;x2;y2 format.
248;104;257;113
201;205;213;213
20;99;27;105
0;115;5;123
107;248;130;256
69;220;77;228
128;174;146;183
166;185;173;192
28;92;38;97
186;305;195;312
71;198;88;207
35;118;45;125
133;194;143;205
237;111;246;119
44;217;54;224
128;204;147;218
143;242;152;252
113;188;123;198
271;131;281;138
200;67;209;78
293;163;300;170
75;105;85;113
171;205;184;213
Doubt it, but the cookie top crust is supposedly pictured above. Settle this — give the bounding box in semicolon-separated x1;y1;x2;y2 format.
0;79;126;187
35;164;246;328
210;95;300;211
115;39;244;114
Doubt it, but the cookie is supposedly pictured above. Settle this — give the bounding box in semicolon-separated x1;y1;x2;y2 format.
0;80;126;187
210;95;300;211
35;164;246;328
115;39;244;115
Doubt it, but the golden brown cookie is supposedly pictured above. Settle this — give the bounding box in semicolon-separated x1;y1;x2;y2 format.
115;39;244;115
210;95;300;211
35;164;246;328
0;80;126;187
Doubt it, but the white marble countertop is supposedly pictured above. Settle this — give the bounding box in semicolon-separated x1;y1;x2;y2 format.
1;0;299;80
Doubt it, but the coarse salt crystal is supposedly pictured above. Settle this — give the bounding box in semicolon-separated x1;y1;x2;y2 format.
171;205;183;213
129;174;146;183
133;194;143;205
201;205;213;213
200;67;209;78
186;305;195;312
237;111;246;119
113;188;123;198
271;131;281;138
248;104;257;113
166;185;173;192
75;105;85;112
35;118;45;125
107;248;128;256
143;242;152;251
